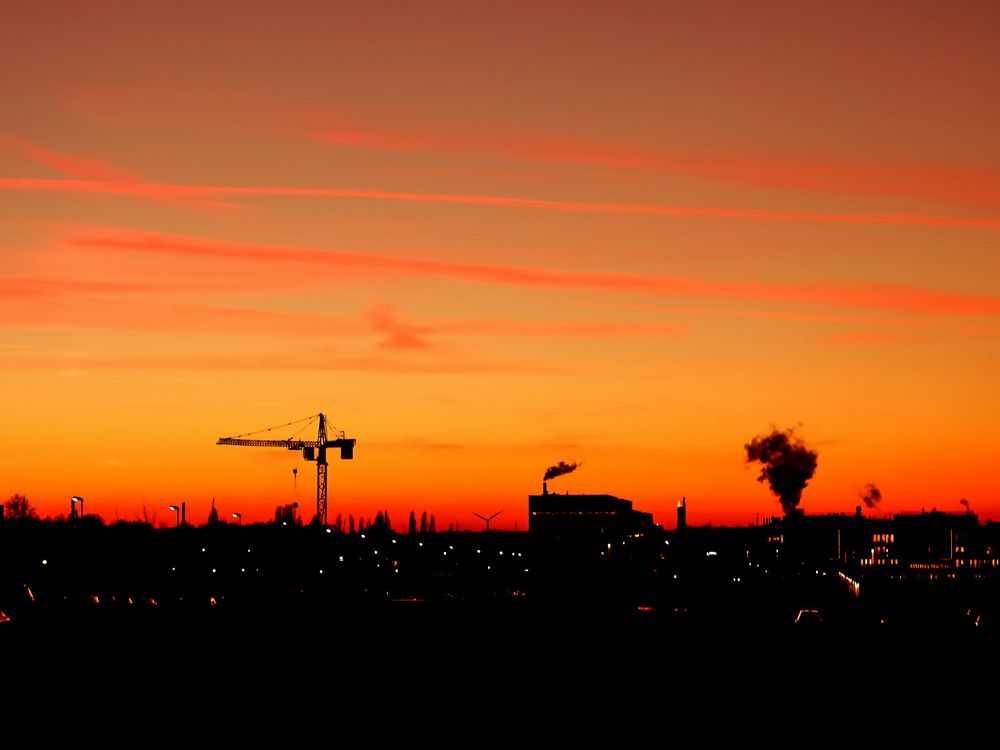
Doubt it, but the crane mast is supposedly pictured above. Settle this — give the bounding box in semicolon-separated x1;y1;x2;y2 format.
217;412;355;526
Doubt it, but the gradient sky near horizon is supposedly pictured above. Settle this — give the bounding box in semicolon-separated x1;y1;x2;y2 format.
2;1;998;528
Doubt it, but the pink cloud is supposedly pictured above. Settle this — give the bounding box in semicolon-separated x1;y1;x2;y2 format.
60;83;202;129
312;123;446;153
608;302;965;335
3;177;999;228
0;347;547;374
67;229;1000;317
0;277;157;297
0;291;363;337
0;133;138;182
311;121;1000;209
437;319;684;337
0;137;244;213
362;302;434;350
0;282;686;344
820;331;928;345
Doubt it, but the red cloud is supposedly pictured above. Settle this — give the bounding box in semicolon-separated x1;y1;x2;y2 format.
820;331;927;345
66;229;1000;317
0;280;685;344
0;133;138;182
362;302;434;350
311;121;1000;209
0;347;546;374
3;177;999;228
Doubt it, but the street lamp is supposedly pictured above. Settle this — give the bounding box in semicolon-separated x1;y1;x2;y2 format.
232;512;242;526
71;496;84;520
168;505;180;527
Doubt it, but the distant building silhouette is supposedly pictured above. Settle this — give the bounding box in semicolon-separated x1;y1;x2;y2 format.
528;484;653;539
735;508;992;576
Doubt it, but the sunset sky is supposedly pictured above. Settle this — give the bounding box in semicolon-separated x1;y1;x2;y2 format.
2;1;998;528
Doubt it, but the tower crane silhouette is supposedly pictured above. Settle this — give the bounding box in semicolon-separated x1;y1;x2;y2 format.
217;413;355;526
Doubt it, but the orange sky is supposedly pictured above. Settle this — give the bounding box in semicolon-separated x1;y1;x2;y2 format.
2;1;998;528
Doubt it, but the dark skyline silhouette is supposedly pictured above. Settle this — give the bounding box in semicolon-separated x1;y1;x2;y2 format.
4;492;1000;637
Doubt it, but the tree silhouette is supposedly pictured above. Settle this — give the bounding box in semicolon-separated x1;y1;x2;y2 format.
420;511;428;534
429;514;437;534
135;504;158;526
408;510;417;534
4;493;35;520
274;503;300;525
348;514;355;535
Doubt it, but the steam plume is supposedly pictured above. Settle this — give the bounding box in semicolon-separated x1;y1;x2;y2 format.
543;460;579;481
860;483;882;509
744;427;818;516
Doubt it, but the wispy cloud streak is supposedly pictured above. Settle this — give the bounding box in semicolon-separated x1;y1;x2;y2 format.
0;286;687;342
312;123;1000;209
67;230;1000;317
3;177;999;228
0;133;137;182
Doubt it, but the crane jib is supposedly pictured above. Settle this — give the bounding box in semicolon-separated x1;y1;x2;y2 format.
215;414;355;525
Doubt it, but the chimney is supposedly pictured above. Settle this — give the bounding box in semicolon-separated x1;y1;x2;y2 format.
856;505;862;517
677;496;687;530
181;501;187;526
543;481;548;495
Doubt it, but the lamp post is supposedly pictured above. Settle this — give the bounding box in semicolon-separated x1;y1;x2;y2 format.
232;512;242;526
169;505;180;527
71;496;84;520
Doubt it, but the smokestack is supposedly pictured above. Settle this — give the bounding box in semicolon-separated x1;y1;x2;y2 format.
677;496;687;530
856;505;862;517
181;501;186;526
543;481;548;495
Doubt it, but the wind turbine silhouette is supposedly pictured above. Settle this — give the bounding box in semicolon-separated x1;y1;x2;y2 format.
473;510;502;531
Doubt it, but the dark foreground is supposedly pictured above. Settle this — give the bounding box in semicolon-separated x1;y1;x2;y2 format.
4;521;999;720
